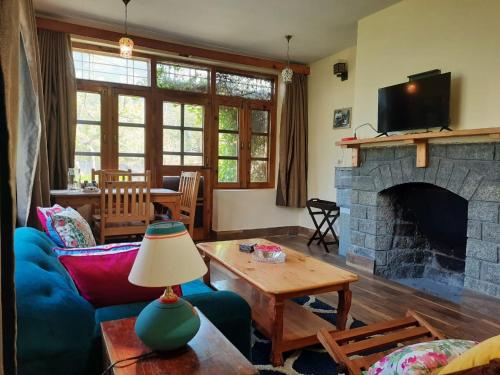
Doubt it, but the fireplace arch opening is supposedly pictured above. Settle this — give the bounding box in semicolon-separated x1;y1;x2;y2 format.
376;183;468;287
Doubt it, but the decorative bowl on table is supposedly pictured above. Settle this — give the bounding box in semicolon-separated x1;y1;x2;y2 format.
252;244;286;263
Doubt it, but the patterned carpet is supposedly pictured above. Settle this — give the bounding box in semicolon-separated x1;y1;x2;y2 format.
251;296;365;375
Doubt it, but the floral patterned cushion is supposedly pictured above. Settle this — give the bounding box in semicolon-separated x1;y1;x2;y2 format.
367;339;477;375
36;204;65;232
46;207;96;248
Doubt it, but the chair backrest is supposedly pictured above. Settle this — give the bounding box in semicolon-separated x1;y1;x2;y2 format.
99;171;151;224
91;169;132;188
179;171;200;216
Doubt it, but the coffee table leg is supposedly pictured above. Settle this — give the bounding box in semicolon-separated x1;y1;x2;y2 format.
336;287;352;330
270;299;284;366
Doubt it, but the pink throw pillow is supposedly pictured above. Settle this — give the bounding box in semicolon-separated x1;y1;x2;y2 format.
59;249;182;307
36;204;64;232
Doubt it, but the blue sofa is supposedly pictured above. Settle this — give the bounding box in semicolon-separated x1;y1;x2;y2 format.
14;227;251;375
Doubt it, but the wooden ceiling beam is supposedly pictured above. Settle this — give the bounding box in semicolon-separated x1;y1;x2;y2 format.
36;17;310;75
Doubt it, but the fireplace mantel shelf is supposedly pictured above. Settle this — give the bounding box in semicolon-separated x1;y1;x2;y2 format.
336;127;500;168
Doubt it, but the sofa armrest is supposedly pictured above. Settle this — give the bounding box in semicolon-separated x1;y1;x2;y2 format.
184;291;252;359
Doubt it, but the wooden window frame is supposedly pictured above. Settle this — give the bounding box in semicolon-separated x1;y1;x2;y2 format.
212;68;277;189
73;44;277;190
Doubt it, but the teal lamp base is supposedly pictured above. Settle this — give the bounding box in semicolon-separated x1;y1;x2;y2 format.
135;297;201;351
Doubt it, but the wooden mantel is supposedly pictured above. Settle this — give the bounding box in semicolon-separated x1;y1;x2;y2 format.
336;127;500;168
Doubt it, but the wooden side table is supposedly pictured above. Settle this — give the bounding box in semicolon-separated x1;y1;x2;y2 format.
101;308;257;375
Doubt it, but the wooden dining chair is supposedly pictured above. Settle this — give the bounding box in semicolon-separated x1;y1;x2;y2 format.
317;310;445;375
178;171;201;237
91;168;132;188
93;171;151;244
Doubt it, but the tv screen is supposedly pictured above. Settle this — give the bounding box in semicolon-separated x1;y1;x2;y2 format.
378;72;451;133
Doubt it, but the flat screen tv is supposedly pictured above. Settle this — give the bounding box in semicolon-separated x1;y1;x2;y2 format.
378;72;451;133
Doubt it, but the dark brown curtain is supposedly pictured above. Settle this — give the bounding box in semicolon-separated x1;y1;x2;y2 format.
276;74;308;208
38;29;77;190
0;0;20;372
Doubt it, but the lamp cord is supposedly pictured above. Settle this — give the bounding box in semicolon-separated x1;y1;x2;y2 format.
101;351;155;375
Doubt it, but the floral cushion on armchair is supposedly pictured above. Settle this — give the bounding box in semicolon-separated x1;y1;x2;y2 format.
46;207;96;248
367;339;477;375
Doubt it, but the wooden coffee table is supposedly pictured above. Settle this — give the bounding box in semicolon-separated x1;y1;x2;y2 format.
101;308;257;375
197;239;359;366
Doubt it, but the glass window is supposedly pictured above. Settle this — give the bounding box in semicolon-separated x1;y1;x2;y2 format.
216;72;273;100
157;62;209;93
75;91;101;183
162;102;204;166
118;95;146;172
250;109;270;183
73;50;150;86
217;106;239;183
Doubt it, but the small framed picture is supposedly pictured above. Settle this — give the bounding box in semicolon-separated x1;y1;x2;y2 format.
333;107;352;129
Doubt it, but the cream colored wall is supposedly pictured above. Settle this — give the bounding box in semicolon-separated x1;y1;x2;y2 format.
353;0;500;137
300;46;357;228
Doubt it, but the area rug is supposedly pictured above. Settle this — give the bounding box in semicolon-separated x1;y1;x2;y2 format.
251;295;365;375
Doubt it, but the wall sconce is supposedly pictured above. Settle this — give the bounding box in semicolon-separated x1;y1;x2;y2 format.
333;62;348;81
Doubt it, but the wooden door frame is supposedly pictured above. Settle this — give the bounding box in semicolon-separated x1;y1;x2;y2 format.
154;92;213;240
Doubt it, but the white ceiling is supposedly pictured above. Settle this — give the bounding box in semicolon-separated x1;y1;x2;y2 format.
34;0;400;64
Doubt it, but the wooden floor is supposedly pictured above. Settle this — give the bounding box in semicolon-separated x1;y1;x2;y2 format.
209;234;500;342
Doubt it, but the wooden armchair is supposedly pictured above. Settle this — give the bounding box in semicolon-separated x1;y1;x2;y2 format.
93;171;151;244
317;310;444;375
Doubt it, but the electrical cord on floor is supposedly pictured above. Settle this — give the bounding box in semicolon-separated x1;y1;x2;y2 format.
101;351;156;375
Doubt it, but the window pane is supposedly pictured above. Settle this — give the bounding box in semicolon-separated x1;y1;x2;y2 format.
184;104;203;128
184;155;203;166
250;160;268;183
164;129;181;152
218;106;238;131
251;135;268;158
77;92;100;122
218;159;238;183
163;154;181;165
163;102;181;127
73;50;151;86
75;155;100;183
119;126;145;154
119;95;145;124
218;133;238;157
75;124;100;153
119;156;145;173
184;130;203;153
157;62;209;93
73;49;150;86
216;72;273;100
251;110;269;133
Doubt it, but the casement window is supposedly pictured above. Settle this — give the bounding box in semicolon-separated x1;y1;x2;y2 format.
162;101;204;166
73;47;276;190
75;91;102;182
214;71;275;188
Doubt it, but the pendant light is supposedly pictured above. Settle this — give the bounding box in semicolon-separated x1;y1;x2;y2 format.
119;0;134;58
281;35;293;84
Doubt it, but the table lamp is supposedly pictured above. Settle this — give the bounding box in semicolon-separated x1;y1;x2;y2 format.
128;221;208;351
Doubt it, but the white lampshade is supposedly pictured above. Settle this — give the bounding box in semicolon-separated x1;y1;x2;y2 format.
129;222;207;287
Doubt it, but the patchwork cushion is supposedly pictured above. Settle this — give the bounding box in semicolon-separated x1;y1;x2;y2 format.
36;204;64;233
367;339;477;375
46;207;96;248
58;248;182;307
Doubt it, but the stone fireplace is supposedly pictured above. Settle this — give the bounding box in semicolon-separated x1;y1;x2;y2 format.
335;142;500;299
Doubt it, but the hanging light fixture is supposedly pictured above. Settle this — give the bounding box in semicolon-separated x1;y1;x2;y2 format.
119;0;134;58
281;35;293;84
